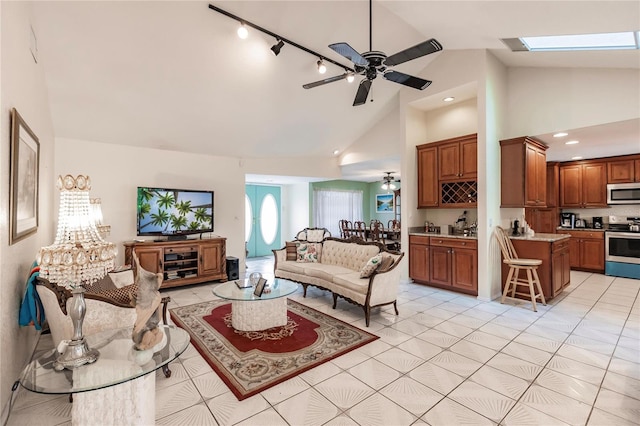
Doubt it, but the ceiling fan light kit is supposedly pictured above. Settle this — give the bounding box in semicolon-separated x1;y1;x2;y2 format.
381;172;399;191
208;1;442;106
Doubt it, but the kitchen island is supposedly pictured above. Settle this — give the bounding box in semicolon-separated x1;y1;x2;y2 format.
503;232;571;300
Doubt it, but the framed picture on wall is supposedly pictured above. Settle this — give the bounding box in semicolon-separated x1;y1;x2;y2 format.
376;194;394;213
10;108;40;245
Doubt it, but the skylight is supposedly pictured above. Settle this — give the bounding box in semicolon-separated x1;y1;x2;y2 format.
503;31;640;52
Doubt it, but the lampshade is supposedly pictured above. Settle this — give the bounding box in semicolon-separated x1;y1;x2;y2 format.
381;182;397;191
38;175;116;288
89;198;111;238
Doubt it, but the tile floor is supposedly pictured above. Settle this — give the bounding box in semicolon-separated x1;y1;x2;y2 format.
7;257;640;425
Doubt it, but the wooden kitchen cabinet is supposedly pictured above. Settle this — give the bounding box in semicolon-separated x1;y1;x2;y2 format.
525;208;558;234
556;230;605;273
438;135;477;181
409;235;477;295
417;145;439;207
546;162;559;207
500;136;548;207
502;236;570;300
124;238;228;289
559;161;607;208
607;155;640;183
408;235;430;282
430;237;478;295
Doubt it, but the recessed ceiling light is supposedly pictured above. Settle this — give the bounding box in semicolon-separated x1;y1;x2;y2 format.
333;149;339;155
565;140;579;145
443;97;455;102
553;132;568;138
571;156;583;160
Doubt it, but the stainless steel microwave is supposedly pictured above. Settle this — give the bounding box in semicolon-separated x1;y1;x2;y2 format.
607;183;640;205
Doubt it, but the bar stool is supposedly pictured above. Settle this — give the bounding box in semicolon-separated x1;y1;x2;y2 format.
494;226;546;312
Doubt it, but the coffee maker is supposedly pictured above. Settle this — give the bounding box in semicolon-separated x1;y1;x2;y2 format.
593;216;603;229
561;212;576;228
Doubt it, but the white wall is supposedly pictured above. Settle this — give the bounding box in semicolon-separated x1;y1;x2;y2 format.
480;51;509;300
55;138;247;265
507;67;640;138
340;107;401;166
423;98;478;142
0;1;56;416
281;182;310;241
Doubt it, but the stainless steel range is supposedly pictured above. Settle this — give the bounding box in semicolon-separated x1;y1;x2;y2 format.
605;216;640;279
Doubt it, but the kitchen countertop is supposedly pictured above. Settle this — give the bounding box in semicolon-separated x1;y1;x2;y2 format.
509;232;570;242
409;232;478;240
557;227;605;232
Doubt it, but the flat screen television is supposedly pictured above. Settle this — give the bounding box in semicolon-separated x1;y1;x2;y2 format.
137;187;214;239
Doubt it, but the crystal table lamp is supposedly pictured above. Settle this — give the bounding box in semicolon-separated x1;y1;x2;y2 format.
37;175;117;370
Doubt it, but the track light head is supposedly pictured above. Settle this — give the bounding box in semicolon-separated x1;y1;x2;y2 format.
271;39;284;56
317;60;327;74
237;23;248;39
346;72;355;83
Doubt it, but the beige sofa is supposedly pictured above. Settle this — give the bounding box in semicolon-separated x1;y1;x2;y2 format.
273;234;404;326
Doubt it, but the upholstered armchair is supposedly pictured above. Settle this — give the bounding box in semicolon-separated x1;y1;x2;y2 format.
35;267;172;376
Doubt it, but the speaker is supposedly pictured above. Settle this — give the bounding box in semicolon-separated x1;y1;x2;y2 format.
226;256;239;280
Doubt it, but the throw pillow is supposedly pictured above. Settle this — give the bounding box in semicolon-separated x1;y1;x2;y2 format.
360;253;383;278
285;241;297;261
296;242;322;263
378;253;395;272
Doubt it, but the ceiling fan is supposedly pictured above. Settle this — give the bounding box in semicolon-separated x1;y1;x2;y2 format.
381;172;400;190
303;0;443;106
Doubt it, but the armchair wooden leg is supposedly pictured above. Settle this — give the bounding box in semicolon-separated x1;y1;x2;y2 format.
162;365;172;378
393;301;399;316
364;306;371;327
332;293;338;309
161;296;171;325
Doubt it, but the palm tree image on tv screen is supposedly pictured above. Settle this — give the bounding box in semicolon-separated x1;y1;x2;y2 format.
137;187;213;237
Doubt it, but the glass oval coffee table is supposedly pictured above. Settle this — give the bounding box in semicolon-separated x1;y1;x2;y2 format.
19;324;189;425
213;278;298;331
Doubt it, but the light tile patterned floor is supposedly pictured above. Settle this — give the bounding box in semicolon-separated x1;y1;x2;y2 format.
7;258;640;425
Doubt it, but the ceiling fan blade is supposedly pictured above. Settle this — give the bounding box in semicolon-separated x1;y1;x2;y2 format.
384;38;443;67
383;71;432;90
302;73;348;89
353;79;372;106
329;43;369;67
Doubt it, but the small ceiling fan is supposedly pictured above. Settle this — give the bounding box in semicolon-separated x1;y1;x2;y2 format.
303;0;443;106
381;172;400;190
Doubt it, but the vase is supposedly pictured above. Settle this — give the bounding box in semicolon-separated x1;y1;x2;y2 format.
53;287;100;370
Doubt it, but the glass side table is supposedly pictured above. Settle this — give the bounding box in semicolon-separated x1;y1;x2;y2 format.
213;278;298;331
19;324;189;425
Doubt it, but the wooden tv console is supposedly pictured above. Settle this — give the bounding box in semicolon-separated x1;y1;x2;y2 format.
123;238;227;289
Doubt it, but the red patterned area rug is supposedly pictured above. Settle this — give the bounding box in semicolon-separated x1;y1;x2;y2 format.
169;298;378;400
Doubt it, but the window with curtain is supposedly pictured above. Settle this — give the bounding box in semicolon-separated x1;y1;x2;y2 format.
313;189;363;237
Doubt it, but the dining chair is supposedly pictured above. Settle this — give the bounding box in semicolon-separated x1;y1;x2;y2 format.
494;226;546;312
353;221;367;240
340;220;353;238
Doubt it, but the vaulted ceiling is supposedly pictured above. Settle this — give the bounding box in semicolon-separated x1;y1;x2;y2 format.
32;1;640;183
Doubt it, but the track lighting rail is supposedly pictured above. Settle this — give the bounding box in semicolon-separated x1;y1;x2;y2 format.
208;3;355;72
